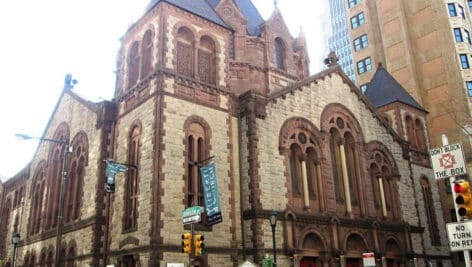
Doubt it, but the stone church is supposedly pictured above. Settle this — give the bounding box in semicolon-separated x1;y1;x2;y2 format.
0;0;451;266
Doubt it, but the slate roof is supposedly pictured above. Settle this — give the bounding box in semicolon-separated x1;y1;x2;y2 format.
147;0;265;36
364;64;426;112
146;0;230;29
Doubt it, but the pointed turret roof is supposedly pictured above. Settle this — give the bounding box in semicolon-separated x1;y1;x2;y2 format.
365;64;426;112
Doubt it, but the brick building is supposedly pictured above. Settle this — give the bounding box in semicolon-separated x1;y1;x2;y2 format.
0;1;451;266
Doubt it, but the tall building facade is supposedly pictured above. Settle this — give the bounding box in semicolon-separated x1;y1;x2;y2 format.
329;0;472;224
0;0;451;266
328;0;357;84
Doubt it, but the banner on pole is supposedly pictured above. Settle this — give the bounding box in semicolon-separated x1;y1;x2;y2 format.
200;161;223;226
105;159;128;193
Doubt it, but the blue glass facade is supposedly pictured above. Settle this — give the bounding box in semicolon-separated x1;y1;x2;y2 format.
328;0;356;83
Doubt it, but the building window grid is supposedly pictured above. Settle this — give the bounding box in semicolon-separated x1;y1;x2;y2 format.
460;54;470;69
348;0;361;8
449;3;457;16
350;12;365;29
468;0;472;12
455;28;464;42
353;34;368;51
466;81;472;96
357;57;372;74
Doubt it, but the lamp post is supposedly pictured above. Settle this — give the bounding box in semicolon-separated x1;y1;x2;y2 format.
16;133;70;267
269;210;278;267
11;232;20;267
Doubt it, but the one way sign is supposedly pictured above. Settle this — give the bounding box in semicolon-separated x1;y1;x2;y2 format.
429;143;467;179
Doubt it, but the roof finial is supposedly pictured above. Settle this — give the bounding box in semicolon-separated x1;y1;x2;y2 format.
64;73;78;91
274;0;278;8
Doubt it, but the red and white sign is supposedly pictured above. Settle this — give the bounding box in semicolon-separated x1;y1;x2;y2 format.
362;252;375;267
430;143;467;179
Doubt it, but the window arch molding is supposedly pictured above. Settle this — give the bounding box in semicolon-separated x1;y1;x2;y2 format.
45;122;70;229
279;117;325;211
140;28;155;80
297;227;328;252
183;115;212;224
123;120;143;232
366;141;401;220
320;103;366;216
420;175;441;245
195;31;221;85
28;160;47;235
65;131;89;222
173;24;197;78
274;36;287;70
403;112;427;150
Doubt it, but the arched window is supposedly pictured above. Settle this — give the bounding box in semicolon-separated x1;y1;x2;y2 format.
40;251;46;267
281;118;324;212
121;255;137;267
29;162;46;235
65;132;88;222
185;117;211;225
405;115;416;147
176;27;194;77
45;123;69;229
327;114;363;216
47;250;54;267
275;37;286;70
67;246;76;267
128;41;140;88
367;144;400;220
421;177;441;245
198;36;216;84
124;124;141;231
415;118;426;150
141;30;153;79
330;128;344;205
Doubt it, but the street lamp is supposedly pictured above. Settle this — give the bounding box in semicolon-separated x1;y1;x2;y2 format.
12;232;20;267
269;210;278;267
16;133;70;267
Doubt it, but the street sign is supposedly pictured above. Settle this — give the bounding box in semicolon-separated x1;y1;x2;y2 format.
182;206;203;224
429;143;467;179
183;214;201;224
362;252;375;267
446;221;472;251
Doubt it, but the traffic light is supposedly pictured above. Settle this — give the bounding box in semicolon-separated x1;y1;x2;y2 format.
181;232;192;254
454;180;472;217
194;234;205;256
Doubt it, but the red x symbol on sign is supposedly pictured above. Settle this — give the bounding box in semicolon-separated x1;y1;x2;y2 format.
439;153;456;169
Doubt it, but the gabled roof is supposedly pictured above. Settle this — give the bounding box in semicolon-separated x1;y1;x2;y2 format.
365;64;426;112
231;0;265;36
146;0;230;29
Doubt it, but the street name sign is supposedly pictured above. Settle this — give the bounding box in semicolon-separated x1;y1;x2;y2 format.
429;143;467;179
182;206;204;224
446;221;472;251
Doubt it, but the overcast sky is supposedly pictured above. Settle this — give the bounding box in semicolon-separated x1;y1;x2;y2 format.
0;0;331;179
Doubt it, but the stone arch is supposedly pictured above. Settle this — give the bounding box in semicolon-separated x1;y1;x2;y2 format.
365;141;399;177
320;103;364;143
298;229;327;253
343;232;369;254
279;117;322;154
172;23;197;77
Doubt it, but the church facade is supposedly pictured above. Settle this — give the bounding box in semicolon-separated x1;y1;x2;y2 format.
0;1;451;266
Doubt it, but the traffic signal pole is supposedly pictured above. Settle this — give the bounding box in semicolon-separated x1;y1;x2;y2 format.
443;134;471;267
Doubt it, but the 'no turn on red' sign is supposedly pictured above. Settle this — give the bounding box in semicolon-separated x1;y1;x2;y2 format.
429;143;467;180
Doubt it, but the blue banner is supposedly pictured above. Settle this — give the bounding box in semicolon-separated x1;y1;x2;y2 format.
200;161;222;226
105;159;128;193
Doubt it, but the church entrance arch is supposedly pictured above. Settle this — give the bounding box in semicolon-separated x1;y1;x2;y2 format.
385;238;402;267
298;232;326;267
344;233;368;267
